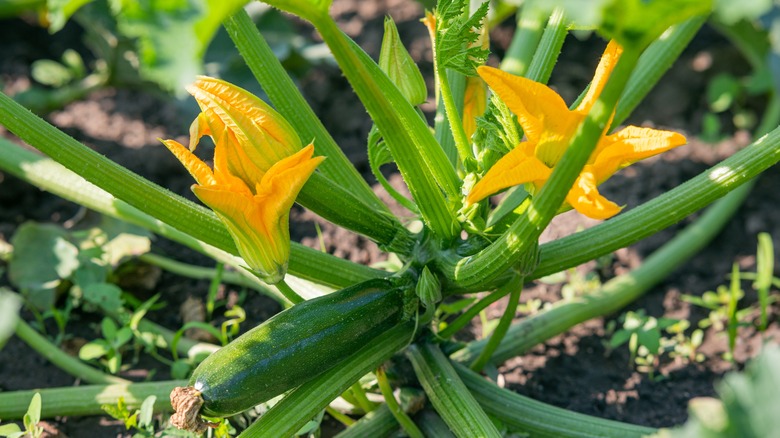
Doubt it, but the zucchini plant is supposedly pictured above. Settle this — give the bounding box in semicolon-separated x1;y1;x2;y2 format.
1;0;779;436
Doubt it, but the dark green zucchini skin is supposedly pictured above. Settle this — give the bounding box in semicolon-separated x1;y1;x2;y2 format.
190;277;409;417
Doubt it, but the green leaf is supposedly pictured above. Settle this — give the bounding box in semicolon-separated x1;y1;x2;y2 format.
83;283;124;312
72;263;109;288
112;0;249;92
102;317;118;340
8;222;80;310
707;73;741;112
129;294;160;330
124;411;138;430
260;0;333;22
599;0;713;49
97;216;151;266
25;393;41;428
31;59;74;87
61;49;87;78
0;290;21;350
435;0;490;76
660;345;780;437
138;395;156;428
609;329;633;348
636;328;662;354
170;359;191;380
101;399;127;421
0;424;22;436
542;0;711;49
107;352;122;374
47;0;96;33
713;0;772;24
79;340;110;360
113;327;134;348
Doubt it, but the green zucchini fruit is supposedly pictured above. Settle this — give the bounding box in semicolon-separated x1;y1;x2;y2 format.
171;277;411;427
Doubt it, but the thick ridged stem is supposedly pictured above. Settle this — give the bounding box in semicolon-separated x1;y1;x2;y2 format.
407;343;500;438
0;381;185;419
14;319;127;385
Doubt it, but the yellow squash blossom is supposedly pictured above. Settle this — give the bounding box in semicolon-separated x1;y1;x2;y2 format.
163;78;324;284
467;41;686;220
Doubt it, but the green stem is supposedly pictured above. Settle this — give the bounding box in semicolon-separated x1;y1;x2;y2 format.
334;405;397;438
469;275;522;371
349;382;378;414
437;285;508;339
138;253;274;297
524;7;568;84
756;232;774;331
276;278;305;305
500;6;548;76
406;343;500;438
455;362;655;437
452;180;755;365
437;64;473;170
223;9;389;214
0;380;185;419
613;16;707;127
0;139;385;290
14;319;127;385
414;409;457;438
238;323;415;437
376;367;424;438
311;16;460;240
434;70;464;168
205;262;224;319
326;406;356;427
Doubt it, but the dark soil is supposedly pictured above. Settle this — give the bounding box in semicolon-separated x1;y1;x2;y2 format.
1;1;779;437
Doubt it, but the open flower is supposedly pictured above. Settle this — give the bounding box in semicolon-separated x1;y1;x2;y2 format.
163;78;324;283
467;41;686;220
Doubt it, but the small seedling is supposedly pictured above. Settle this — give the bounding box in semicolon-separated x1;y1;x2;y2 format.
607;310;683;379
683;263;757;362
79;317;134;374
0;393;42;438
665;320;705;364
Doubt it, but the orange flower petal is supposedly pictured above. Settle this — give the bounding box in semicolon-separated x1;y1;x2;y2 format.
576;40;623;113
188;112;211;151
463;75;487;141
187;77;300;171
477;65;571;146
592;126;687;182
565;166;622;220
422;11;436;38
160;139;216;187
193;185;287;283
467;146;551;204
212;128;264;190
255;144;325;219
